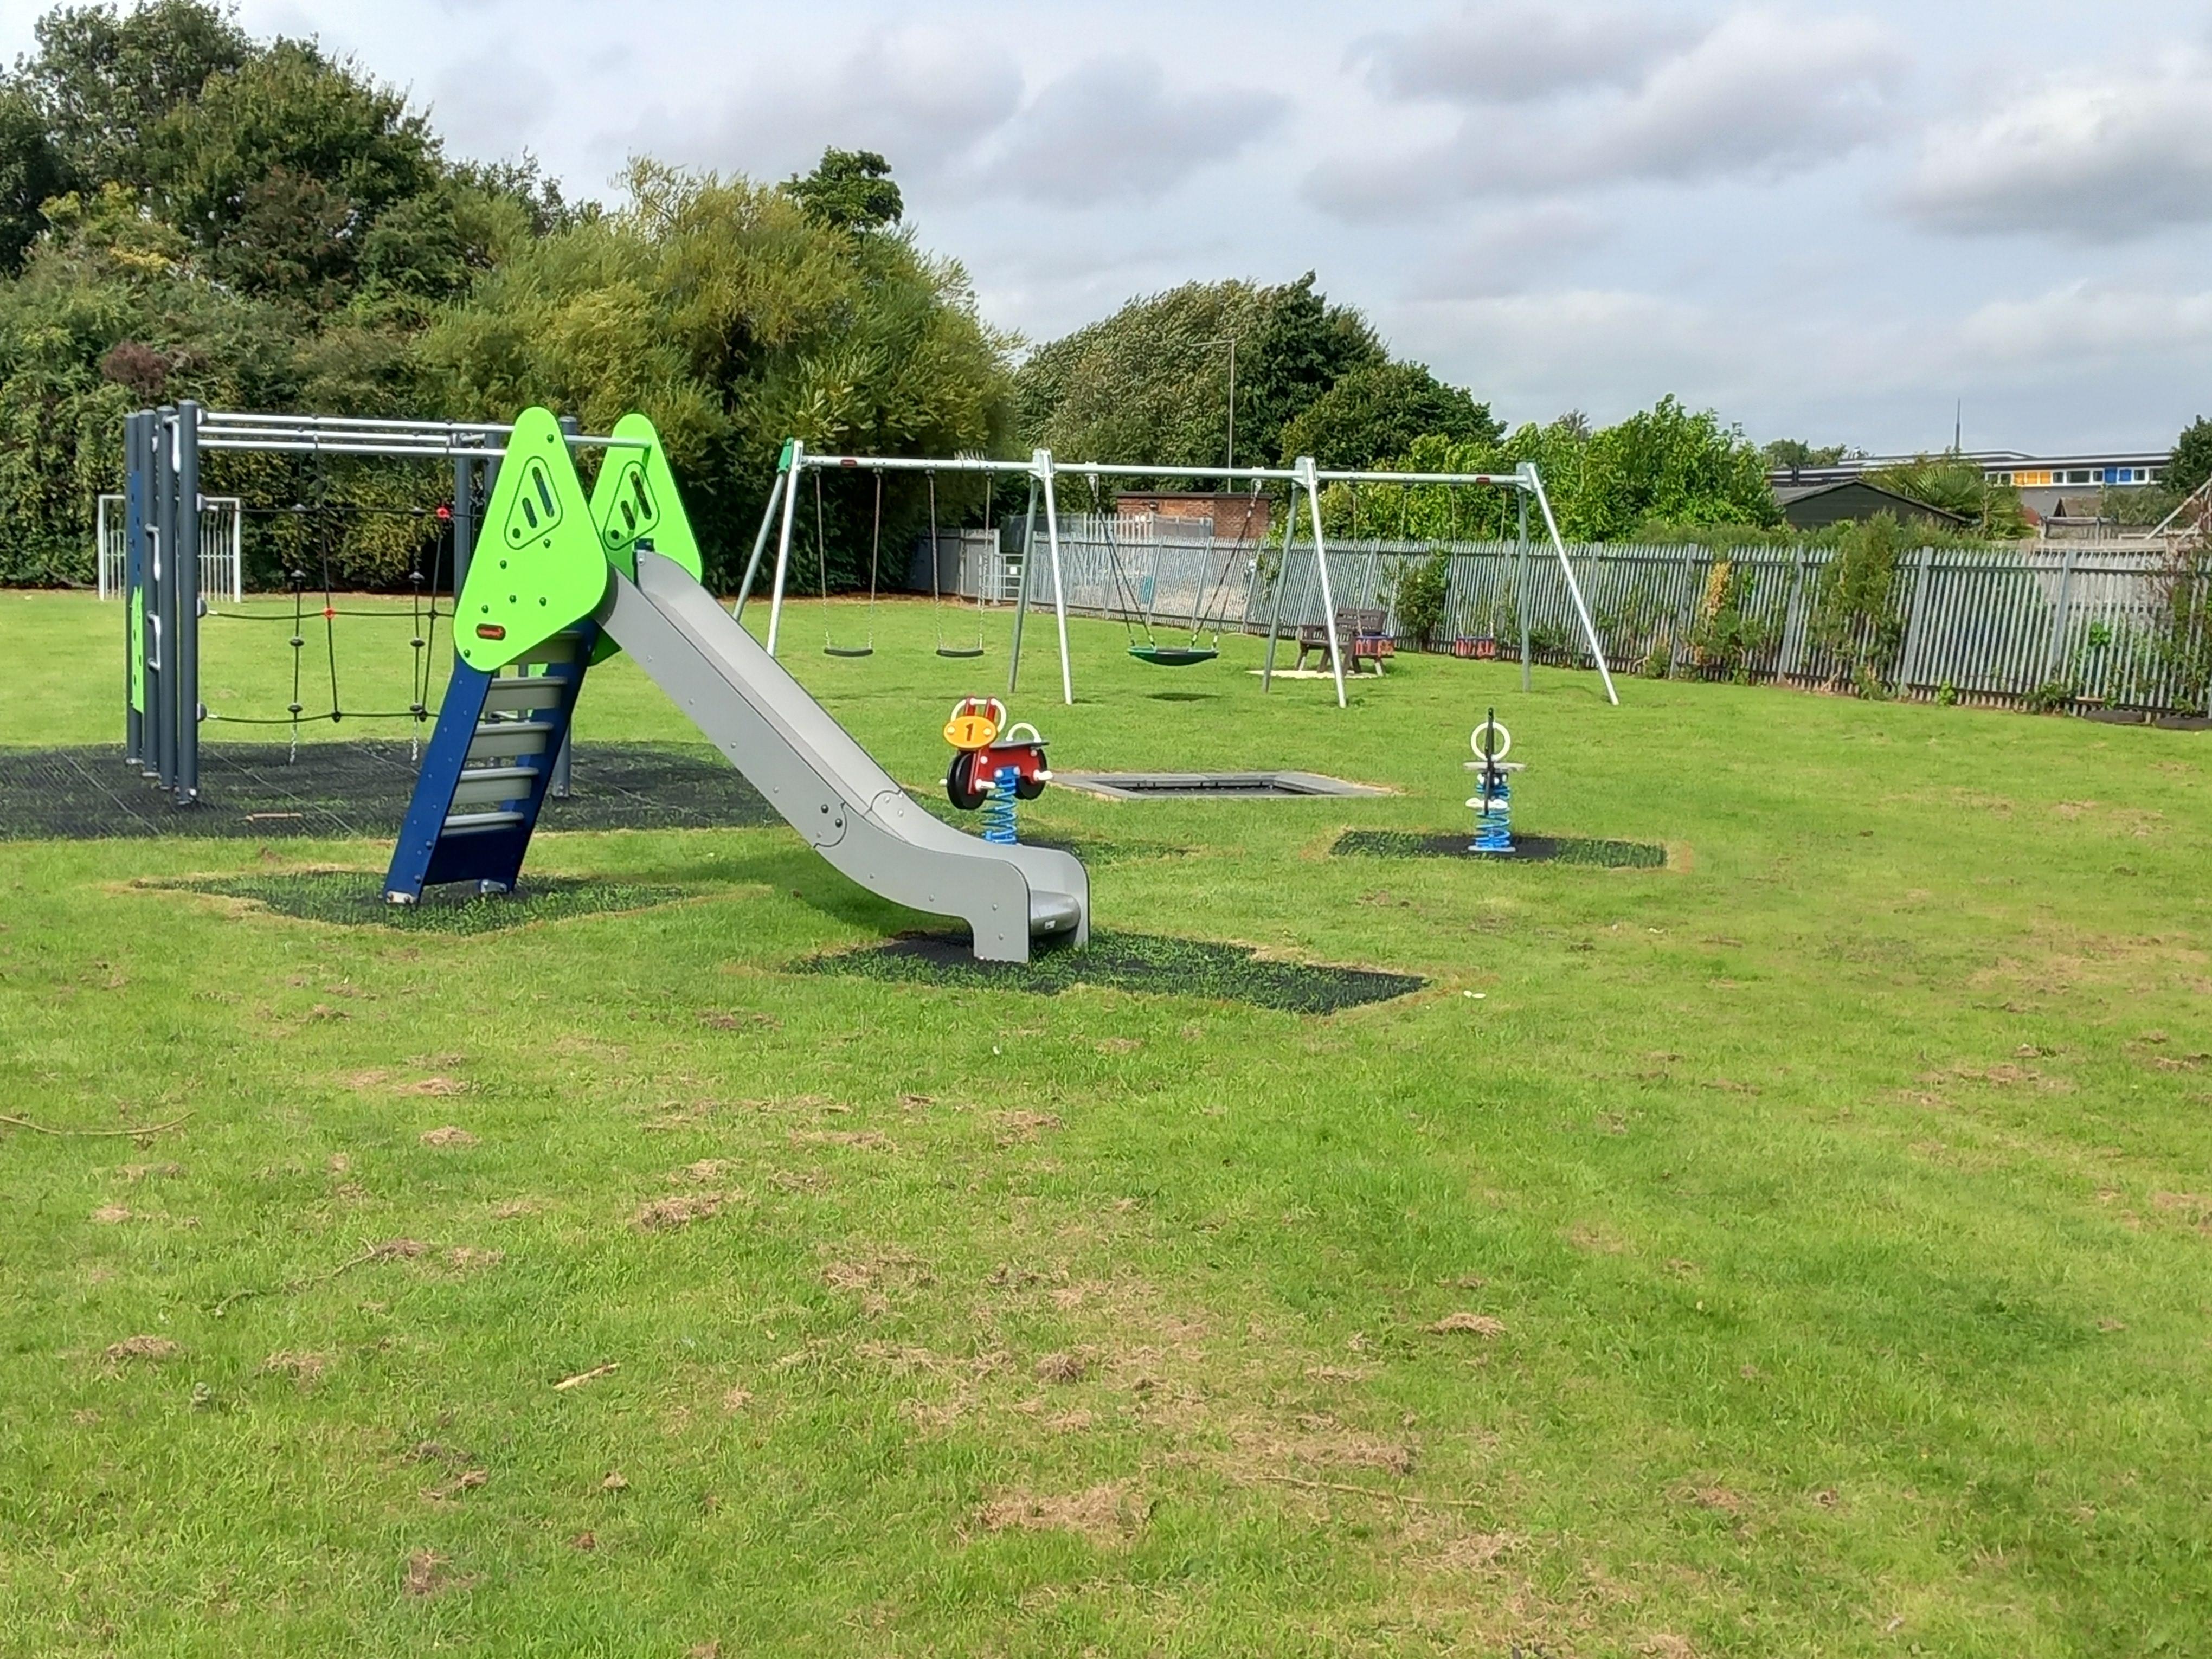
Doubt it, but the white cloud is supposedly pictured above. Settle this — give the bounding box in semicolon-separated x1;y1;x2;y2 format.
1404;206;1613;300
1352;2;1705;106
959;56;1288;207
1958;281;2212;363
1309;8;1907;218
1392;286;1742;416
635;40;1282;210
1900;52;2212;239
639;30;1026;186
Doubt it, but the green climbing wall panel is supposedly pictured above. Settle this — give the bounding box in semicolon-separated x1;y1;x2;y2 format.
586;411;704;664
456;408;611;673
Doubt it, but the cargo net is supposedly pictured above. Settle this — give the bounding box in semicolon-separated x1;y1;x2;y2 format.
0;742;777;842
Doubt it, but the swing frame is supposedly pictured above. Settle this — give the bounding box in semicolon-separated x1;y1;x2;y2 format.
740;445;1619;711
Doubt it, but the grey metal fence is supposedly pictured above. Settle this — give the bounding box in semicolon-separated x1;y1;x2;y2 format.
997;524;2211;716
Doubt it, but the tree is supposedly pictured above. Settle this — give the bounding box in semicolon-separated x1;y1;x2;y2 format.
1239;271;1382;459
1579;396;1779;539
783;147;901;233
422;161;1013;590
1017;272;1384;473
1275;360;1499;468
1866;456;2028;539
14;0;248;188
2168;415;2212;499
0;88;67;273
1762;438;1851;470
146;38;445;304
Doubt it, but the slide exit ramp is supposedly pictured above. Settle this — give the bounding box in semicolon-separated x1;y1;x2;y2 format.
601;550;1089;962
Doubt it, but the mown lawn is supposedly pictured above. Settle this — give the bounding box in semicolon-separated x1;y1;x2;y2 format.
3;587;2210;1657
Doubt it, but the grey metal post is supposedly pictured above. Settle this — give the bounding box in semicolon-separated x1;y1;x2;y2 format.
123;411;147;763
766;438;804;655
1301;457;1348;709
175;400;201;803
1038;449;1073;704
1007;474;1040;696
452;455;475;595
151;406;175;787
1262;478;1298;691
732;463;788;620
1516;488;1531;692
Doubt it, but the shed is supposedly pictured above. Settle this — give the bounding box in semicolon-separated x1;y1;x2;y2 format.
1111;490;1273;542
1773;479;1970;531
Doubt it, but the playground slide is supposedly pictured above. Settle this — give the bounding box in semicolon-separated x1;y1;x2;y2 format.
599;550;1089;962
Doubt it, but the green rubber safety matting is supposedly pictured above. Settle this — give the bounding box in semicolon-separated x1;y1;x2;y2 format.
160;870;695;934
1330;830;1668;868
801;930;1425;1014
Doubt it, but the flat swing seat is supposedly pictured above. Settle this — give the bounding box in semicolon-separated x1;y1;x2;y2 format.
824;644;874;658
1128;644;1218;667
935;645;985;659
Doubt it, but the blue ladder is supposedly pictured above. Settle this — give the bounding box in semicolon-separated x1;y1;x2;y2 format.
383;624;595;903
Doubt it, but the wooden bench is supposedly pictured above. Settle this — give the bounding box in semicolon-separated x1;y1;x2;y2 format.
1293;607;1393;674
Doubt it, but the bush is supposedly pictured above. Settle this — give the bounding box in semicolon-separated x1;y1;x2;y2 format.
1810;511;1912;691
1392;551;1450;647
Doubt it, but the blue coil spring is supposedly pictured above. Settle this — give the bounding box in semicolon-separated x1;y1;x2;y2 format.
1471;773;1513;853
981;764;1020;845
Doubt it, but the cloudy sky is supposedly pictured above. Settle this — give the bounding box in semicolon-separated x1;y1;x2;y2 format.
7;0;2209;455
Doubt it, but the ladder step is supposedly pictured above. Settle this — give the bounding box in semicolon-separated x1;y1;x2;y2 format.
484;677;570;713
468;722;553;762
448;766;539;810
440;809;526;834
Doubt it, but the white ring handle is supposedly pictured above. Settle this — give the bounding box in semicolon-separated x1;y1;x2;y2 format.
1470;720;1512;762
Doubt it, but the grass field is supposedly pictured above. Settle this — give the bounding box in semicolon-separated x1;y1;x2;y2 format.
4;586;2211;1656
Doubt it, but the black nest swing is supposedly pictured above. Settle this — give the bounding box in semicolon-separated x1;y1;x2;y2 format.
1127;642;1217;666
1094;476;1239;668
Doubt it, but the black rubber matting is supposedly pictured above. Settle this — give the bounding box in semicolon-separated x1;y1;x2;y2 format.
160;870;695;934
803;930;1426;1014
1331;829;1667;868
0;742;777;841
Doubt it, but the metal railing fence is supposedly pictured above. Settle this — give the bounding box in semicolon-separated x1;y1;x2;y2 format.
986;525;2212;715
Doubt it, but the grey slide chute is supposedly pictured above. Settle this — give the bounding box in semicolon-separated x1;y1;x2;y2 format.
598;550;1089;962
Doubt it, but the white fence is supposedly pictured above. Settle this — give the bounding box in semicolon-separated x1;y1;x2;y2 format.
97;494;243;606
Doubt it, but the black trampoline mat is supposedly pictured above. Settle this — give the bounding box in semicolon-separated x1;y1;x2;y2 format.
1331;829;1668;868
0;742;777;841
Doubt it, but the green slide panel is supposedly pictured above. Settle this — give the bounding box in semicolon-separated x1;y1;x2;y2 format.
586;413;703;665
456;408;611;673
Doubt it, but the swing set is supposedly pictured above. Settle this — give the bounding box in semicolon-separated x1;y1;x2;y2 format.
731;441;1620;710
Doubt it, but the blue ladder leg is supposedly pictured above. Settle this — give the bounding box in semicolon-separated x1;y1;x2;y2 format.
384;623;596;902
